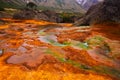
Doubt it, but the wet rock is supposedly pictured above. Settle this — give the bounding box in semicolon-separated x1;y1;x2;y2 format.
74;0;120;26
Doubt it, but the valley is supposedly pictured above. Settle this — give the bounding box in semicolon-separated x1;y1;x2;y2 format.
0;0;120;80
0;18;120;80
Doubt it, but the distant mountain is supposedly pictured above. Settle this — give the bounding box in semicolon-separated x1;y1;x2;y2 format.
76;0;103;10
0;0;85;13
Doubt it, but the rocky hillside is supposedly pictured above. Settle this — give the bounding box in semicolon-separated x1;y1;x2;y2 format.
74;0;120;26
0;0;85;13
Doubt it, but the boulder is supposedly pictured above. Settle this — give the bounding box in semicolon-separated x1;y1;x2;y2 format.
74;0;120;26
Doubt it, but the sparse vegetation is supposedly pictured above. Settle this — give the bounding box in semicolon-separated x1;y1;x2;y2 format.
86;36;105;46
59;12;82;23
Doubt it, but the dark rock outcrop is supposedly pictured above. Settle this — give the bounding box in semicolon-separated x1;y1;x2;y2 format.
74;0;120;26
13;9;62;22
13;9;36;20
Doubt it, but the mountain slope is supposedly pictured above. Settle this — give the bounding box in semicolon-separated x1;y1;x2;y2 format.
76;0;102;10
0;0;85;13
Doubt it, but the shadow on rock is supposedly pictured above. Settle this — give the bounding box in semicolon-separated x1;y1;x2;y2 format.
74;0;120;26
